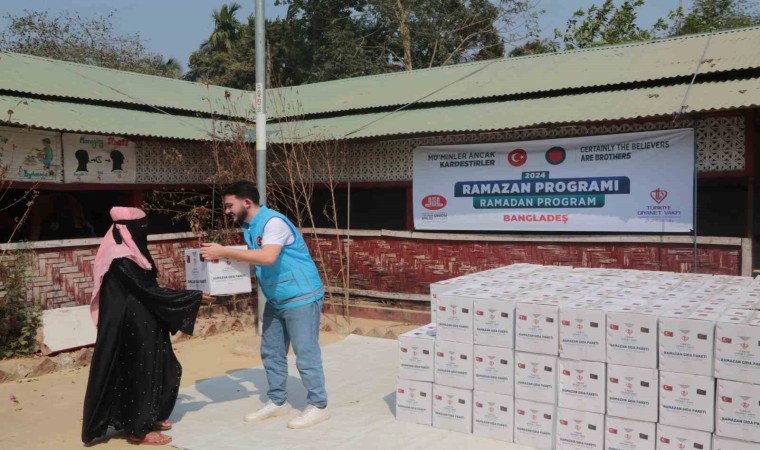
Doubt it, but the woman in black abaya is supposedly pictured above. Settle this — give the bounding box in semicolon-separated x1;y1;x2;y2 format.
82;207;202;446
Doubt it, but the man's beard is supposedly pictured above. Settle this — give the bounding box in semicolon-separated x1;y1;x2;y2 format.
230;210;247;224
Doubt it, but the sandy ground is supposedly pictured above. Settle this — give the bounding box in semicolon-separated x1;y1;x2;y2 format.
0;317;418;450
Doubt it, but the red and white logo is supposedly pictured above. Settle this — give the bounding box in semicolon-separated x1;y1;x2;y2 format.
508;149;528;167
422;195;447;210
256;235;263;247
651;188;668;204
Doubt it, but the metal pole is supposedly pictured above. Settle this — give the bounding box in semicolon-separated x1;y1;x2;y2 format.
255;0;267;336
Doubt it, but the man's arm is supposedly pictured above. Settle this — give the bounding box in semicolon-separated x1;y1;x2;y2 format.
200;243;282;266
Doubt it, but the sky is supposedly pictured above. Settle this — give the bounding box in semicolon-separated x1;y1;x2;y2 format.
1;0;679;71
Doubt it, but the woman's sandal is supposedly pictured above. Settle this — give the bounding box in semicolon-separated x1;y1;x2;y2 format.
153;421;172;431
127;432;173;446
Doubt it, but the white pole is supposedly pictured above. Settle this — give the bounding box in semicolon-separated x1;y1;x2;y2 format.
255;0;267;336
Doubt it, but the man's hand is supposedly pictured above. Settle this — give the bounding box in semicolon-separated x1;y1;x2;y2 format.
200;243;229;261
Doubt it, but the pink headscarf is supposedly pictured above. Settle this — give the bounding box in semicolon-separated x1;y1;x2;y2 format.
90;207;153;326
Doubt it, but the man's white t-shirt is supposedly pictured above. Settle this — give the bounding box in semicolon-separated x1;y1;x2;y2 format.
261;217;295;246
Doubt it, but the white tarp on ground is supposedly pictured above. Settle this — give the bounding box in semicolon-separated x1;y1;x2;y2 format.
170;335;524;450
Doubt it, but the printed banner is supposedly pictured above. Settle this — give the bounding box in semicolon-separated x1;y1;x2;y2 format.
0;126;63;183
62;133;137;183
413;129;695;232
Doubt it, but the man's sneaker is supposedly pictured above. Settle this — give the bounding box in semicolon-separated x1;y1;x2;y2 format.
287;405;330;429
244;401;292;423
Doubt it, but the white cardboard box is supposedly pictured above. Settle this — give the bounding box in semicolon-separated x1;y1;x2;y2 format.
716;379;760;443
516;303;560;355
474;297;515;348
433;384;473;434
607;309;659;369
658;371;715;432
436;289;477;343
474;345;514;396
515;351;558;404
556;408;605;450
473;391;514;442
434;339;474;390
559;359;606;414
515;399;557;450
714;310;760;383
184;246;252;296
560;304;606;362
395;378;433;426
713;436;760;450
659;311;716;376
398;324;436;382
656;424;712;450
606;364;659;422
605;416;656;450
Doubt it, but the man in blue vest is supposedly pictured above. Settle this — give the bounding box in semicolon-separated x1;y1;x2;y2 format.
200;180;329;429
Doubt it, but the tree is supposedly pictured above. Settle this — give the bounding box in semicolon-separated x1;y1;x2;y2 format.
186;0;541;88
671;0;760;35
207;3;244;51
0;10;181;78
508;39;558;57
554;0;668;50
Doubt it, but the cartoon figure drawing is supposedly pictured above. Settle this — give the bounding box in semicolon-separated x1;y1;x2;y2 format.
75;149;90;173
110;150;125;172
40;138;55;170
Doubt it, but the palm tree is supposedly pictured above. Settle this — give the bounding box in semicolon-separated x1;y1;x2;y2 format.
207;3;243;52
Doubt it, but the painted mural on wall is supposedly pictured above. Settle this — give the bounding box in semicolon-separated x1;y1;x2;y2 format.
62;133;137;183
0;126;63;183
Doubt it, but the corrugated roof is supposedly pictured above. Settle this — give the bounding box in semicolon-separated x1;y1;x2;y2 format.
2;27;759;122
0;95;244;141
272;27;760;117
267;78;760;143
0;52;253;118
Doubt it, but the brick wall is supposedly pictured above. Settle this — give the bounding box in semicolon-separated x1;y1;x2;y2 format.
0;233;745;309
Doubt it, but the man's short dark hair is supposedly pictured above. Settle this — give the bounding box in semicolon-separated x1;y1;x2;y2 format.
222;181;260;205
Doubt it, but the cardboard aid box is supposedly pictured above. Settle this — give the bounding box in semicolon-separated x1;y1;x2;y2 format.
658;311;716;376
716;379;760;443
713;437;760;450
658;371;715;432
714;310;760;384
556;408;605;450
433;384;473;434
184;246;252;296
515;351;558;404
437;289;477;343
656;424;712;450
434;339;474;390
395;378;433;425
474;297;515;348
607;309;659;369
606;417;657;450
606;364;659;422
516;303;560;355
560;303;606;362
515;398;557;450
398;324;436;382
474;345;514;396
473;391;514;442
559;359;606;414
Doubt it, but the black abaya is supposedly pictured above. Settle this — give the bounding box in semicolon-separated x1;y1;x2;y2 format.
82;258;202;444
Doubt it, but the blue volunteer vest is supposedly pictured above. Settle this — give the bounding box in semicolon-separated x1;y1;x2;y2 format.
242;206;324;309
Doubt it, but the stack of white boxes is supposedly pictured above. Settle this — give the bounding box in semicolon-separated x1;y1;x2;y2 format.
396;264;760;450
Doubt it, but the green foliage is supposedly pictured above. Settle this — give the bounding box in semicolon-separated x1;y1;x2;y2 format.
671;0;760;35
0;248;41;358
0;10;181;78
186;0;540;88
554;0;668;50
